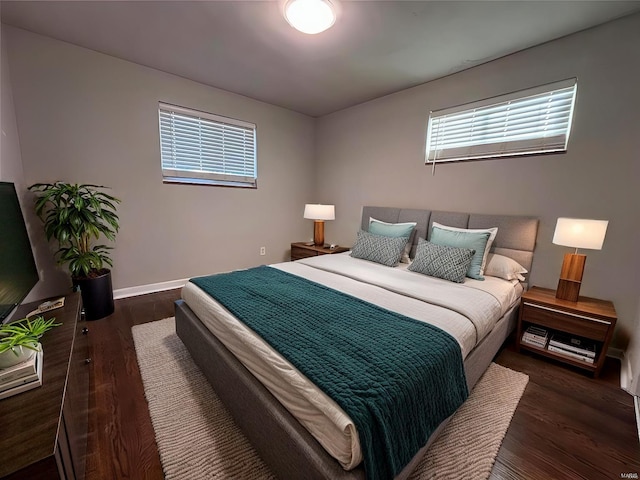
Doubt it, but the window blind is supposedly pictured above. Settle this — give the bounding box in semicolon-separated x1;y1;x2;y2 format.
425;78;577;163
159;103;257;187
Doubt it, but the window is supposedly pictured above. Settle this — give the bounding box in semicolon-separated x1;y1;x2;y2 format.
159;103;257;187
425;78;577;165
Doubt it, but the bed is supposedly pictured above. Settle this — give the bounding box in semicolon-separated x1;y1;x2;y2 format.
175;206;538;480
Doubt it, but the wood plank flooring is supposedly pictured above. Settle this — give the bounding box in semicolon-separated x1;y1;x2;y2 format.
85;289;179;480
85;289;640;480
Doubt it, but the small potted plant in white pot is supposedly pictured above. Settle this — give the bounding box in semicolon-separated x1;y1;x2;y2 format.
29;183;121;320
0;316;60;369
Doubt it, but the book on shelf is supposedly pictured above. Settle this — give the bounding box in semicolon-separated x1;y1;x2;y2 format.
0;369;39;394
0;349;43;400
549;333;596;358
0;347;41;384
525;325;548;336
522;336;547;348
522;325;549;347
548;344;595;364
524;325;549;339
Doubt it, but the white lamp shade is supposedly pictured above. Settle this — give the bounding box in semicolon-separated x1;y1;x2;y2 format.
284;0;336;34
304;204;335;221
552;218;608;250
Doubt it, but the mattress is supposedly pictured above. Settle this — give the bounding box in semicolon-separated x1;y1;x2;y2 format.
181;253;522;470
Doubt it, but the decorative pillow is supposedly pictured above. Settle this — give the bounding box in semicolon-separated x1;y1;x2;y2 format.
350;230;409;267
408;239;475;283
368;217;417;264
431;222;498;277
429;223;491;280
484;253;528;281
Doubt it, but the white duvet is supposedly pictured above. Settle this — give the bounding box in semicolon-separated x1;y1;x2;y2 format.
181;253;521;470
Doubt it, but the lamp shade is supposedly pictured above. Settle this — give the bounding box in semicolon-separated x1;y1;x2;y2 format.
552;218;608;250
304;204;335;221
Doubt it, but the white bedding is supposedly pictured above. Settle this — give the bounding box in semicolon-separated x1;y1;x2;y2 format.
181;253;522;470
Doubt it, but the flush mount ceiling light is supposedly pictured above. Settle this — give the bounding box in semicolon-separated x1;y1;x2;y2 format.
284;0;336;34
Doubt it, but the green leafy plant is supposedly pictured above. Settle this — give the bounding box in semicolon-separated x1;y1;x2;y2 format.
29;183;121;279
0;316;61;355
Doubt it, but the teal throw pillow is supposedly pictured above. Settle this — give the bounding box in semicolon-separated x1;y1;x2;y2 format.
368;218;417;263
368;218;416;238
430;226;491;280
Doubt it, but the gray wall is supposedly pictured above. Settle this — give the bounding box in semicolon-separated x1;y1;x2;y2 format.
0;28;23;183
315;13;640;349
4;26;316;297
629;303;640;396
1;27;66;303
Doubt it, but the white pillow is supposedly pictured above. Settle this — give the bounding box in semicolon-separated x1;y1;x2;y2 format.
431;222;498;275
484;253;528;281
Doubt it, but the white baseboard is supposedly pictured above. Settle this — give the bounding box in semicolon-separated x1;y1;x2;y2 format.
634;395;640;443
620;350;635;394
605;347;633;391
608;347;624;360
113;278;188;300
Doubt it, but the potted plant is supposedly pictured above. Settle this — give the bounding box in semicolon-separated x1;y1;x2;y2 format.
0;316;60;368
29;183;121;320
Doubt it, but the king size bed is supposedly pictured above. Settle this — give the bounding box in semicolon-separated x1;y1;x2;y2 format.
175;206;539;480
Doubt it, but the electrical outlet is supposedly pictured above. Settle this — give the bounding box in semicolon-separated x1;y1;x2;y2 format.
260;246;266;256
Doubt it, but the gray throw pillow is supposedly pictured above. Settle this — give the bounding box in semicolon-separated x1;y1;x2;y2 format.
408;238;475;283
350;230;409;267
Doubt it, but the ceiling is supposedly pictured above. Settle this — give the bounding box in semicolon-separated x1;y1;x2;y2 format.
2;1;639;117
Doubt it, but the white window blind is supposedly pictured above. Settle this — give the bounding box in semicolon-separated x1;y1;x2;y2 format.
159;103;257;187
425;78;577;164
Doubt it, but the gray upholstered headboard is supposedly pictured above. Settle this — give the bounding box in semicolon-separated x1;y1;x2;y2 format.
361;206;539;275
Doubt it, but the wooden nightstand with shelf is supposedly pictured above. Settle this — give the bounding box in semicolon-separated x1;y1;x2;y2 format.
516;286;616;377
290;242;349;261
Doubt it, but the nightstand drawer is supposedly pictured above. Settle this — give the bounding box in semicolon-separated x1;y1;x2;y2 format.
290;243;350;261
522;302;611;341
291;245;319;261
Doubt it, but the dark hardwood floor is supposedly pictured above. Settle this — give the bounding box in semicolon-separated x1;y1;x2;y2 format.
85;289;640;480
85;289;180;480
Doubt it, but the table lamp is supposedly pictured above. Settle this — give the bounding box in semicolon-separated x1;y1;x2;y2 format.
304;204;335;246
552;217;608;302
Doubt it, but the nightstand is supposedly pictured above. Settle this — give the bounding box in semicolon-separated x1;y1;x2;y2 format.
516;286;616;377
290;242;349;261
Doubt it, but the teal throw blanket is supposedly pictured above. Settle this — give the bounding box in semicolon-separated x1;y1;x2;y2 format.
191;266;468;480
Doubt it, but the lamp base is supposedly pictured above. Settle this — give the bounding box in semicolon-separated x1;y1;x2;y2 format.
313;220;325;247
555;253;586;302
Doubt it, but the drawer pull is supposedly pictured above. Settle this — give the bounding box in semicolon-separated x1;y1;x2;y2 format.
85;358;92;364
82;327;89;335
523;302;611;325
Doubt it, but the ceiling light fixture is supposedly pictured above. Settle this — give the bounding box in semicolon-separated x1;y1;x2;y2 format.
284;0;336;35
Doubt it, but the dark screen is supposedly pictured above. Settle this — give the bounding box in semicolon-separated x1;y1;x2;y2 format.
0;182;39;322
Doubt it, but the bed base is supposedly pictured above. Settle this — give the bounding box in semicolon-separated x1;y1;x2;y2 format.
175;299;518;480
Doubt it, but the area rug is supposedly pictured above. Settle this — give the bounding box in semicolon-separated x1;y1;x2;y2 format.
132;317;528;480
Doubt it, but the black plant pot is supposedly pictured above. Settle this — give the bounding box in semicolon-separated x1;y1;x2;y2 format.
73;269;115;321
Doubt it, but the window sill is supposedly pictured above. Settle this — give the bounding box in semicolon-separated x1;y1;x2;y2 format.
162;177;257;189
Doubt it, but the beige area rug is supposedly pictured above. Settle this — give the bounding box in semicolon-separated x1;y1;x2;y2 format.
132;318;528;480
